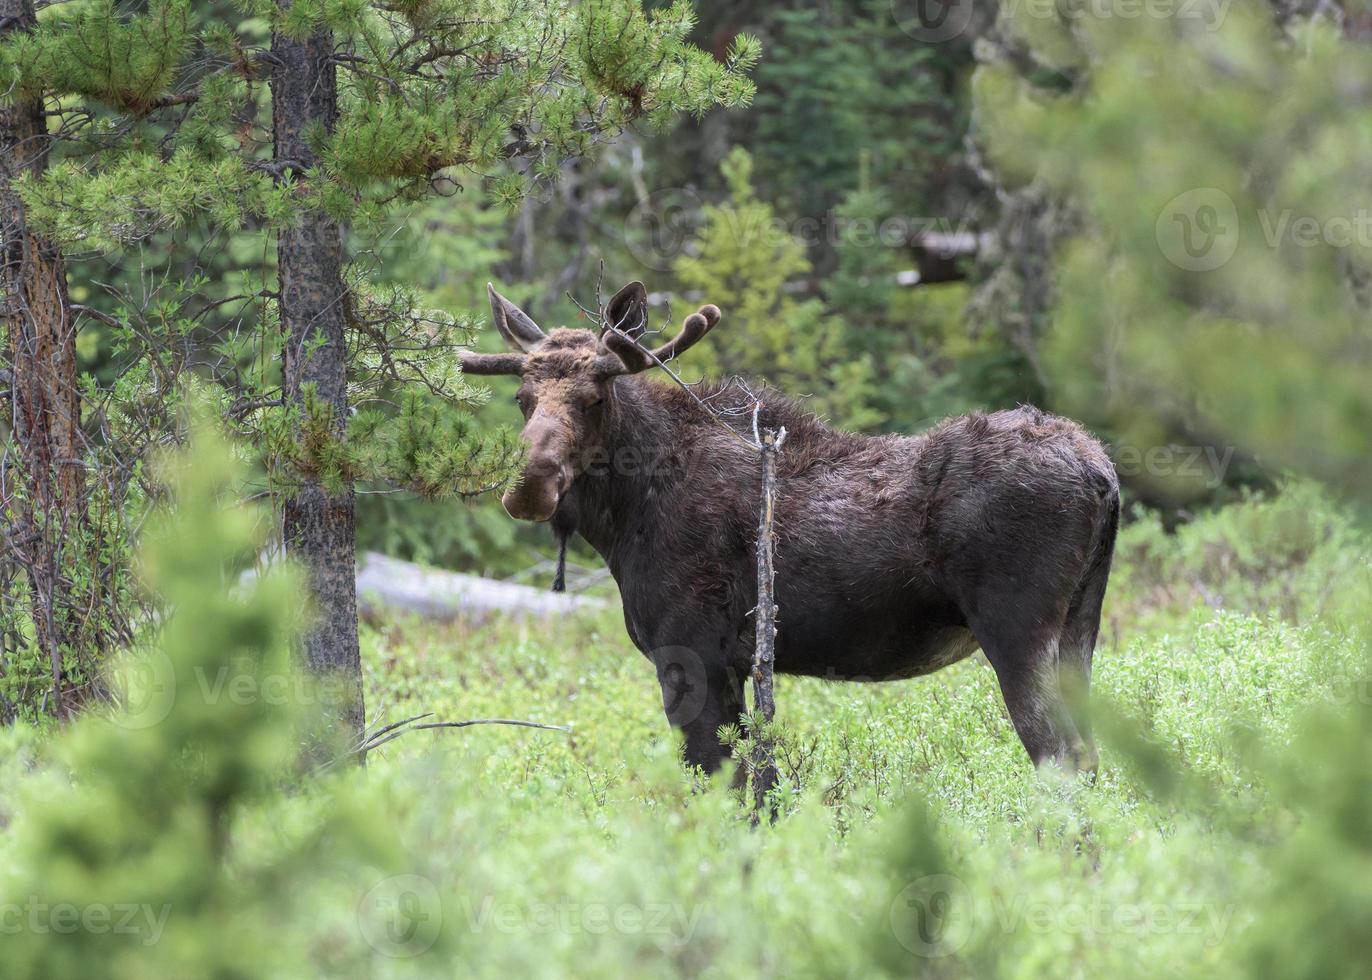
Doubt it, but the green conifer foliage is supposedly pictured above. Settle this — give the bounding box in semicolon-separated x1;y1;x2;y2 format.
3;0;757;493
0;0;757;719
0;421;389;977
973;9;1372;970
674;147;880;429
973;6;1372;492
3;0;191;114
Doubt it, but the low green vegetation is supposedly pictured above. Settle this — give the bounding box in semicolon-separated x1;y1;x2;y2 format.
0;439;1368;978
3;3;1369;975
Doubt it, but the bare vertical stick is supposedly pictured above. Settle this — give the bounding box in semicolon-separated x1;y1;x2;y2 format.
751;423;786;815
595;313;790;814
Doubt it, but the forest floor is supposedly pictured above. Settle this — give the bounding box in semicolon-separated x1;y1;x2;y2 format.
348;480;1370;976
1;481;1367;978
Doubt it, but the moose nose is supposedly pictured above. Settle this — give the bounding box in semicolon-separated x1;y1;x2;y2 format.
501;452;570;523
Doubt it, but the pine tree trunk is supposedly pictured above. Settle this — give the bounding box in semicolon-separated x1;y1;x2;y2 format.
271;17;365;750
1;0;85;717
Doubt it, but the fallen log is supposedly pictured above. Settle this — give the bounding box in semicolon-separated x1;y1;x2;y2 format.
355;552;608;622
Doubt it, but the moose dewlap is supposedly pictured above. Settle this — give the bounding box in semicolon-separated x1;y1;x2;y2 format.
461;281;1120;775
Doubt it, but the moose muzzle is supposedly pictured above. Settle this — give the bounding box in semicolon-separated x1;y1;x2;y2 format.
501;457;570;522
502;419;574;522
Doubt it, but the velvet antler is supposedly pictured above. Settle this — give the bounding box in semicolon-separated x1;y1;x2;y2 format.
599;304;722;375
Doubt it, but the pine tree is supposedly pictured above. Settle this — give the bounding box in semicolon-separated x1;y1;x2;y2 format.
0;0;107;717
0;416;400;977
674;147;880;429
270;7;364;748
971;2;1372;493
1;0;757;741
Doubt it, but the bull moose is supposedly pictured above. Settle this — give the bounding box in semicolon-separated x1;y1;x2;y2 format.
460;281;1120;774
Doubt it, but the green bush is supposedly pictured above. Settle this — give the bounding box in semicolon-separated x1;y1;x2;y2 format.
3;476;1370;978
1112;480;1370;631
0;424;411;978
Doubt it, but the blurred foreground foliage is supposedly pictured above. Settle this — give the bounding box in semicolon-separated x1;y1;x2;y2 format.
1;437;1369;977
5;4;1372;973
974;4;1372;492
0;423;415;976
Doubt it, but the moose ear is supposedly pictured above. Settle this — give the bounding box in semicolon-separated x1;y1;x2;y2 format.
488;283;546;352
602;281;649;341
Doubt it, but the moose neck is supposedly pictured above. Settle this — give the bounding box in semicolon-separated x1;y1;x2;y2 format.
557;375;692;564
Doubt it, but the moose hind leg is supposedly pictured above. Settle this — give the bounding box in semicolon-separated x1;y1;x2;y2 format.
972;619;1087;770
1055;495;1118;773
1055;568;1110;772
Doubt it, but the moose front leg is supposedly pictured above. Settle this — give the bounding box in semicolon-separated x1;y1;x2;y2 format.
653;645;746;776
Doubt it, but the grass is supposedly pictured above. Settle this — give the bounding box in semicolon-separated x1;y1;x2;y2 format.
2;478;1369;978
332;480;1370;977
344;606;1363;977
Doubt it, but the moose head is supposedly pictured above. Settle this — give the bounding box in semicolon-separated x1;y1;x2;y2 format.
459;282;721;522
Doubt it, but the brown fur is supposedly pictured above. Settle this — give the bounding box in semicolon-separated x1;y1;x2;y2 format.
463;284;1121;775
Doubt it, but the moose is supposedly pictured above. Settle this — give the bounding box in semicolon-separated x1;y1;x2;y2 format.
460;282;1120;774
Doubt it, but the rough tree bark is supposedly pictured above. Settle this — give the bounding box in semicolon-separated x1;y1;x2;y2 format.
1;0;85;717
271;14;365;749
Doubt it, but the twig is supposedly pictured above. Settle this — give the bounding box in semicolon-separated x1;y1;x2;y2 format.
580;292;761;452
750;417;787;819
362;711;434;742
307;713;571;773
362;717;572;753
